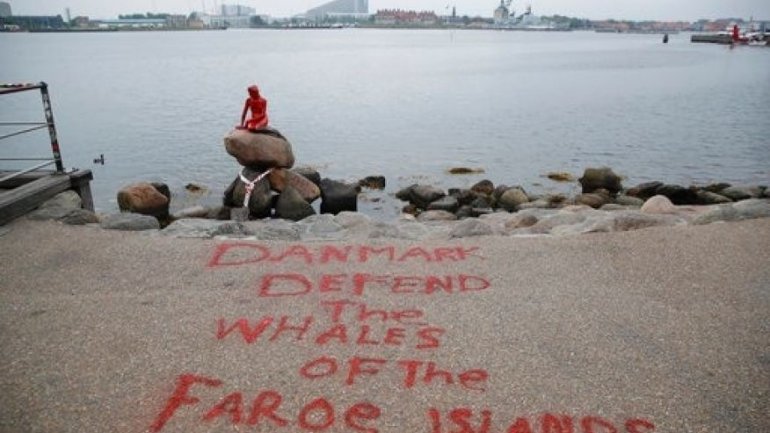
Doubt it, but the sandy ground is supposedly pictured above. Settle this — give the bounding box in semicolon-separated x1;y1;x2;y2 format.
0;218;768;433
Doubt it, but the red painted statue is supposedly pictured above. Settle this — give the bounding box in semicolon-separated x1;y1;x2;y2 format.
240;85;268;130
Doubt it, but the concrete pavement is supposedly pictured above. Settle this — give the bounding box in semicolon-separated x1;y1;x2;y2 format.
1;218;768;433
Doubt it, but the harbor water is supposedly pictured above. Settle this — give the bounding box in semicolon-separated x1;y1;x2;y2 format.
1;29;769;217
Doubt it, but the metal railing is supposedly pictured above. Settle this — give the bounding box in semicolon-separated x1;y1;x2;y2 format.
0;82;65;184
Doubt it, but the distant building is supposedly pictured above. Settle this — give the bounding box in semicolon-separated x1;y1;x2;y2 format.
305;0;368;21
71;16;90;27
220;4;255;17
202;14;251;28
374;9;438;26
0;15;65;30
165;14;187;28
0;2;11;18
97;18;166;28
493;0;509;24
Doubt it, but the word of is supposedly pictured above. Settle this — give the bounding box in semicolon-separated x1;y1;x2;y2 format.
300;356;488;390
150;373;380;432
427;409;655;433
216;316;444;349
208;243;484;267
258;273;491;297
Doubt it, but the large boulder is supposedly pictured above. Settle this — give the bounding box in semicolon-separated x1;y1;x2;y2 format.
470;179;495;196
117;182;170;218
320;179;358;215
626;181;664;200
268;168;321;203
274;186;316;221
578;167;622;195
292;166;322;186
409;185;445;209
640;195;676;214
498;187;529;212
654;184;698;205
224;128;295;169
101;213;160;231
223;168;272;219
720;186;760;201
427;196;459;213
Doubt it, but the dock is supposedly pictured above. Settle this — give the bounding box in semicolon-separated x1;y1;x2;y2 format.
0;82;95;225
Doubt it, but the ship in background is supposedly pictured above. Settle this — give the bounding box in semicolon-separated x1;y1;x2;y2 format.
492;1;569;31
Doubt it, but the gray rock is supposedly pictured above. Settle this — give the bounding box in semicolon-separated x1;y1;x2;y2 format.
574;193;609;209
579;167;622;195
692;205;740;225
702;182;731;194
358;175;386;190
245;220;301;241
39;190;82;210
720;186;760;201
417;210;457;222
162;219;247;238
530;211;589;233
59;209;99;225
320;179;358;215
410;185;446;209
301;214;346;239
610;211;680;232
504;213;539;230
733;199;770;220
395;184;417;201
368;222;401;239
223;168;272;219
517;199;551;210
292;166;322;186
599;203;629;211
449;188;478;206
498;188;529;212
470;207;495;217
334;212;372;228
614;195;644;207
626;181;664;200
427;196;459;213
172;205;211;219
28;206;77;221
449;219;494;238
470;179;495;196
469;196;492;209
455;205;474;219
101;213;160;231
695;190;732;205
274;186;315;221
641;195;676;214
655;184;698;205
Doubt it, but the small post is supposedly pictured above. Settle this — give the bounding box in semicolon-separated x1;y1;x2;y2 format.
39;82;65;172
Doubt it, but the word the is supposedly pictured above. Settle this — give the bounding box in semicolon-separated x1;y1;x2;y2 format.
258;273;490;297
216;316;444;349
300;356;488;390
208;243;484;267
150;373;380;432
427;409;655;433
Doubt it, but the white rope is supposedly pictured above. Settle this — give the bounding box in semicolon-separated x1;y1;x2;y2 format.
238;168;272;208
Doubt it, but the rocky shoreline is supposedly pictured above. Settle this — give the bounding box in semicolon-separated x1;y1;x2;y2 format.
20;174;770;241
16;130;770;239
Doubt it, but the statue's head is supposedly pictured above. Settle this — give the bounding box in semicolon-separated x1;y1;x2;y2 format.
248;85;260;98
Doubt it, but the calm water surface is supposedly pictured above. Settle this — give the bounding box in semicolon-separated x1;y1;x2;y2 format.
2;29;769;216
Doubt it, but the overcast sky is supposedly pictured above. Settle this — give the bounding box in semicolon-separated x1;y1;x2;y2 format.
7;0;770;21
